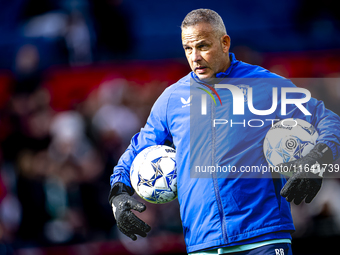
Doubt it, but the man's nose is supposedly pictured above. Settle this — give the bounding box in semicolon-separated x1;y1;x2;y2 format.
191;49;202;62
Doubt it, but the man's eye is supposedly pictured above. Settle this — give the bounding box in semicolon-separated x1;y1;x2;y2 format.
185;47;192;53
198;45;208;50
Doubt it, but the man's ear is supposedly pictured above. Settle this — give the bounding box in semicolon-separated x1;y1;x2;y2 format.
221;35;230;53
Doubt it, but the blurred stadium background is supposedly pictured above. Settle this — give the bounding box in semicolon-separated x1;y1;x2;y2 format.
0;0;340;254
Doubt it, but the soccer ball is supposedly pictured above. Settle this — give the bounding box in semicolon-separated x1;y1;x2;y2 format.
263;118;319;176
130;145;177;204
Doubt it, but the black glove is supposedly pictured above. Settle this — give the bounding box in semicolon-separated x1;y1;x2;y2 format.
109;182;151;240
278;143;333;205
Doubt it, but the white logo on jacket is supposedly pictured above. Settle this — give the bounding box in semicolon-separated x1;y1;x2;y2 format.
181;96;192;108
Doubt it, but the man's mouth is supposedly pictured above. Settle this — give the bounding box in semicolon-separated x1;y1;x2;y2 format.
195;66;207;74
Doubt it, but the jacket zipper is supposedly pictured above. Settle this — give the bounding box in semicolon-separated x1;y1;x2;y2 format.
210;94;228;243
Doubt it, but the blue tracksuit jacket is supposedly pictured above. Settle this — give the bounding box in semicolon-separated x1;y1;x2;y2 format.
110;53;340;253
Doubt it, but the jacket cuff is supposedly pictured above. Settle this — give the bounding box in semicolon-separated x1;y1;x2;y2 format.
313;143;334;163
319;140;338;161
108;182;134;205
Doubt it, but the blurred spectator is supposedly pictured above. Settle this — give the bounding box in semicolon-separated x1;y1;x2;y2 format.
47;111;110;242
49;111;90;163
92;79;141;147
14;44;41;94
65;11;93;65
23;9;93;66
308;179;340;236
16;149;51;244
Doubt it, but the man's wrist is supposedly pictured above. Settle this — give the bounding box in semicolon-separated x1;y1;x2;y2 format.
108;182;134;205
312;143;333;164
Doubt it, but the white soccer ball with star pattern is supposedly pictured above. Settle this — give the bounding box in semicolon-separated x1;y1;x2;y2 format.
130;145;177;204
263;118;319;176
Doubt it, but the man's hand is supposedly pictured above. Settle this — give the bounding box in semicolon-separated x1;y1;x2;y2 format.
109;182;151;240
111;193;151;240
280;170;322;205
278;143;333;205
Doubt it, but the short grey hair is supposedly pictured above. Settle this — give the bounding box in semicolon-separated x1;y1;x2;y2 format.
181;9;227;37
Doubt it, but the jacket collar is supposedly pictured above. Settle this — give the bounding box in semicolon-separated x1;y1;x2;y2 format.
190;52;238;82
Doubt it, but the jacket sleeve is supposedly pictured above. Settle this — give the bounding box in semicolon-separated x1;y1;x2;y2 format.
274;79;340;161
110;87;173;189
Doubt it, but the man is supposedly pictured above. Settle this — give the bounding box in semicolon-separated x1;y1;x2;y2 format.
108;9;340;255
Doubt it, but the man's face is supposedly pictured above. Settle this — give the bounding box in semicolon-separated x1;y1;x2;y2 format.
182;23;230;80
